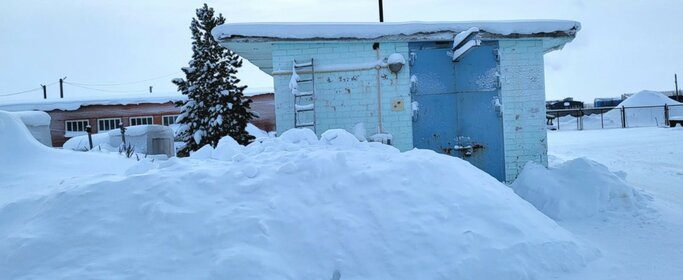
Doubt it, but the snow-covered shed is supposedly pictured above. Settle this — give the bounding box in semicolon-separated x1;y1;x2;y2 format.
212;21;580;182
108;125;175;157
7;111;53;147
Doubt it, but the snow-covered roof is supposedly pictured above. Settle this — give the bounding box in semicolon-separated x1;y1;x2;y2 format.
213;20;580;41
212;21;580;75
0;95;187;112
0;87;273;112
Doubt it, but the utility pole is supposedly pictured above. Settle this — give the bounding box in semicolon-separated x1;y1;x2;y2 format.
41;84;47;99
676;73;679;100
149;86;153;93
59;77;66;98
378;0;384;22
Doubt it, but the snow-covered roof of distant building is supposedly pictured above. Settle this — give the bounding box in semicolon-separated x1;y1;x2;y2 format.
212;20;580;75
213;20;580;41
0;87;273;112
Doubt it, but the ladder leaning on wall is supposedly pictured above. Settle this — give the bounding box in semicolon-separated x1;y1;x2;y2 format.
292;59;316;132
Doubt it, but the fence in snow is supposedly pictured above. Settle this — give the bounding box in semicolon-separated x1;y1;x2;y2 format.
547;104;683;130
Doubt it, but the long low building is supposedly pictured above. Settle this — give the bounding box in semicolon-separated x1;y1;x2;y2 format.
0;90;275;147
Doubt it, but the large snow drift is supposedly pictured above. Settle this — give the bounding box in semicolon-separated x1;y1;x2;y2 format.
8;111;52;147
511;158;647;220
1;114;594;279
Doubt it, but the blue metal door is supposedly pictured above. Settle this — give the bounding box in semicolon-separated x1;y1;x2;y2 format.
410;45;459;155
454;43;505;181
411;42;505;181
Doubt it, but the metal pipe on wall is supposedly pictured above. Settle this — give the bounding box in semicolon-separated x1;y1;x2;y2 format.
374;43;384;133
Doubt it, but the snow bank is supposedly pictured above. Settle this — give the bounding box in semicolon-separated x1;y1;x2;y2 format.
0;111;52;155
9;111;50;126
245;123;271;139
7;111;52;147
0;110;137;204
617;90;681;108
1;121;596;279
63;132;111;151
511;158;647;220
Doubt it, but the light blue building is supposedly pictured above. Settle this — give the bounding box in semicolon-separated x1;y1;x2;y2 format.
213;21;580;182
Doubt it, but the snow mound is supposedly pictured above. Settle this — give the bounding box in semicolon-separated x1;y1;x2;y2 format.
7;111;53;147
1;122;596;279
511;158;648;220
559;90;683;129
606;91;683;127
246;123;270;139
0;111;51;154
63;132;110;151
189;143;214;159
211;135;243;160
0;110;138;204
616;90;680;108
9;111;51;126
279;128;318;145
320;128;359;147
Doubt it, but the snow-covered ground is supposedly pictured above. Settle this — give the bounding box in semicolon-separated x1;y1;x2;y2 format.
2;109;682;279
1;111;593;279
548;127;683;279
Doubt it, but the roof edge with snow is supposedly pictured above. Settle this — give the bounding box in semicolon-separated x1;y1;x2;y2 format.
0;87;273;112
212;21;580;75
213;20;580;42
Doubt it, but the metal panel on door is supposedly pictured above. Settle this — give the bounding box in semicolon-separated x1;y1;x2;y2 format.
410;42;505;181
454;43;505;181
410;45;458;155
456;91;505;180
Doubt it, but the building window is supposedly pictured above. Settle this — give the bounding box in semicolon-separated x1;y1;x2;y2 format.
97;118;122;131
129;116;154;126
162;115;178;126
65;119;89;132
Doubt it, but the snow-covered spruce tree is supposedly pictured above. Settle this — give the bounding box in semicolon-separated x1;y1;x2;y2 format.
173;4;255;157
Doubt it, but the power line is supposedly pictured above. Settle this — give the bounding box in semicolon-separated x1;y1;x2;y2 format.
0;82;58;97
64;82;150;93
0;87;41;97
67;71;182;87
1;70;182;98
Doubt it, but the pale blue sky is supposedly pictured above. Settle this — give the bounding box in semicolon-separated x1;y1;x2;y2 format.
1;0;681;103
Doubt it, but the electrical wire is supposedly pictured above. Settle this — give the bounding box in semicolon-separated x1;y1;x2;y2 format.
67;71;182;87
0;82;58;97
0;87;41;97
64;82;150;93
1;70;182;98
